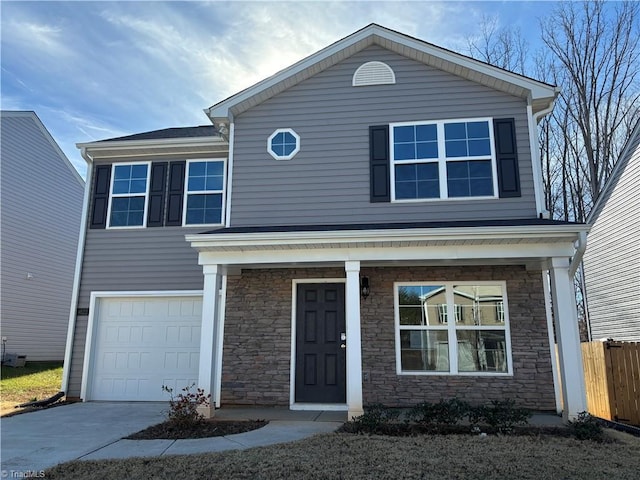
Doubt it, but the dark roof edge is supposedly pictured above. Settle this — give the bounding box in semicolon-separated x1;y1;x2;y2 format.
201;218;586;235
95;125;220;143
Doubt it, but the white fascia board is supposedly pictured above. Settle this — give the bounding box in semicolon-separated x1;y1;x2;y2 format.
186;224;589;251
207;24;557;119
197;242;577;266
76;136;227;151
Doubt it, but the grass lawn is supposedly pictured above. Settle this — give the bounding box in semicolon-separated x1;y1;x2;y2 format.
0;361;63;416
45;431;640;480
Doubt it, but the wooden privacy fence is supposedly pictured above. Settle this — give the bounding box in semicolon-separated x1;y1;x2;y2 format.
582;341;640;426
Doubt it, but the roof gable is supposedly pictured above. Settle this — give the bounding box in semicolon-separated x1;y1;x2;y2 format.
206;23;558;124
587;119;640;224
1;110;84;187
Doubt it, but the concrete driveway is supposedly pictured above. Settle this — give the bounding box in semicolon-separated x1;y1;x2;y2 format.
0;402;344;475
1;402;166;474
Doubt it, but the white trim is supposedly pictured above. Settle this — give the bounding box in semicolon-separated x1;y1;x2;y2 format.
106;161;151;229
267;128;300;160
352;61;396;86
188;224;589;251
543;270;563;414
289;278;346;409
344;261;364;418
290;403;348;411
76;136;227;150
214;275;227;408
197;243;579;267
182;158;227;227
527;103;550;217
61;153;92;394
390;117;498;202
224;122;235;227
393;281;512;376
549;258;587;421
79;290;203;401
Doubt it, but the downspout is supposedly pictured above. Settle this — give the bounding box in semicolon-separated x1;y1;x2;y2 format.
61;148;93;395
528;95;558;219
569;231;587;277
224;121;235;227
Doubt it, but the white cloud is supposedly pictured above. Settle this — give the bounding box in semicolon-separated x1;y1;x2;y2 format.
1;0;542;179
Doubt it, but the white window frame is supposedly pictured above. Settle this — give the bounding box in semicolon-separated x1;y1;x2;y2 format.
389;117;499;202
394;281;513;376
106;161;151;229
267;128;300;160
182;158;227;227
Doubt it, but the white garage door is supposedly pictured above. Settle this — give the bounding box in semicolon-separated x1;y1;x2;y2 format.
90;295;202;401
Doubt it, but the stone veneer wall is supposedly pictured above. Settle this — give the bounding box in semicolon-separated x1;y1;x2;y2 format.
221;265;555;410
222;268;344;405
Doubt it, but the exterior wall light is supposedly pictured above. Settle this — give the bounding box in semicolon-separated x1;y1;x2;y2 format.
360;276;370;299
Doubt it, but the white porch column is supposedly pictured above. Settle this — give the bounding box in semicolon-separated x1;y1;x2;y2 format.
345;261;364;419
197;264;222;418
549;257;587;421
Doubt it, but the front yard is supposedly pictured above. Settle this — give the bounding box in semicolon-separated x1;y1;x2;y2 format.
0;361;63;416
44;430;640;479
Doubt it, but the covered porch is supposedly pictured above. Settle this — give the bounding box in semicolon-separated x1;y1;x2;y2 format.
186;220;589;421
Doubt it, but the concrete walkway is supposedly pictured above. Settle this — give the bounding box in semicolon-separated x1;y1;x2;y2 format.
0;403;344;474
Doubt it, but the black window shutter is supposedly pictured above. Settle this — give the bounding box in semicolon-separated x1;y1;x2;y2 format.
369;125;391;202
147;162;168;227
494;118;521;198
165;161;186;226
90;164;112;229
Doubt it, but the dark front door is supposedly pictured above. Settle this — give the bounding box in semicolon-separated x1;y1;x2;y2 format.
295;283;346;403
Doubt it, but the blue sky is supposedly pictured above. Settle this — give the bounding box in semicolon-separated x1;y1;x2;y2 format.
1;1;560;177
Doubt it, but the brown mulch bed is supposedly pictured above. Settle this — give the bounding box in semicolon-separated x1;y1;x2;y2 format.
125;419;268;440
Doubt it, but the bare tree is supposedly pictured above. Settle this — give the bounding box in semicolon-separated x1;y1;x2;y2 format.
467;14;529;75
467;1;640;332
540;0;640;219
468;1;640;222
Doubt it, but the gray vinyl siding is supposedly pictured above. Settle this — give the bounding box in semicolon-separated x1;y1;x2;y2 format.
583;129;640;341
230;45;538;227
0;112;84;361
66;155;213;397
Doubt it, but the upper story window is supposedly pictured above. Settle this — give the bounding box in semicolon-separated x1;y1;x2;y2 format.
108;162;150;228
395;282;512;375
268;128;300;160
390;118;498;201
183;159;225;226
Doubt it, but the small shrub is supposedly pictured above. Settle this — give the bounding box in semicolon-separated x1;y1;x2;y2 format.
345;404;401;434
162;383;211;426
470;399;531;433
568;412;604;441
408;399;470;425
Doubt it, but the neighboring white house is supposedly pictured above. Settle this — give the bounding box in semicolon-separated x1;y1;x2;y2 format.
583;120;640;342
1;111;85;361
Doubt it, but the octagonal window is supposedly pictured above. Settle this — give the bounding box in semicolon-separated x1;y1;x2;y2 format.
268;128;300;160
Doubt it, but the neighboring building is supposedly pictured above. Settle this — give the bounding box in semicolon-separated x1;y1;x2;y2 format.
1;111;84;361
583;120;640;342
62;24;589;420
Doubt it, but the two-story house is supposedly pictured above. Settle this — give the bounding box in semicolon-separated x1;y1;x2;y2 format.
1;111;84;361
583;120;640;342
62;24;589;420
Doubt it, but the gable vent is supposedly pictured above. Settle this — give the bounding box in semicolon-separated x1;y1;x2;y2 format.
352;61;396;87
